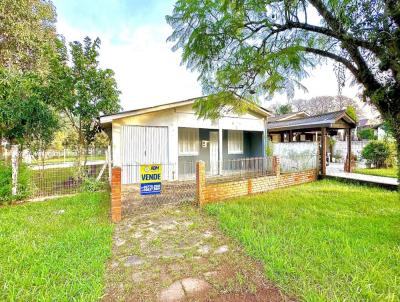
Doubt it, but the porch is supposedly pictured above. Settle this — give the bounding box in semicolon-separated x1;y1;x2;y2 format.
178;127;265;179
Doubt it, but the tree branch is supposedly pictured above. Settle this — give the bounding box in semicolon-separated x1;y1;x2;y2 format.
301;47;359;76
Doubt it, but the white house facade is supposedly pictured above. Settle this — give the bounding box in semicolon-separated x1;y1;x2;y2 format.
100;97;271;184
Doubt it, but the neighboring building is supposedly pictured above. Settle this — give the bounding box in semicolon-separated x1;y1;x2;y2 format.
100;97;271;184
356;118;386;140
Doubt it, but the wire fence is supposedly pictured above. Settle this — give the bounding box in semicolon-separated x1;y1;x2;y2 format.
121;163;195;215
280;154;319;173
30;162;110;198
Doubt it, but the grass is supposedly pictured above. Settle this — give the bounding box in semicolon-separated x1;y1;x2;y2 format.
205;180;400;301
354;167;398;178
32;155;106;165
0;192;113;301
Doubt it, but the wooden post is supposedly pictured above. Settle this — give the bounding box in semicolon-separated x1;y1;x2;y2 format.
11;145;18;196
321;128;327;176
107;145;112;184
345;129;352;172
289;130;293;142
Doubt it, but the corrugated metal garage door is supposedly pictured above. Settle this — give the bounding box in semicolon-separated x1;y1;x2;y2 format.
121;126;168;184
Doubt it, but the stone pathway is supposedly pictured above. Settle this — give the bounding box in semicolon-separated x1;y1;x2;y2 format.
102;203;293;302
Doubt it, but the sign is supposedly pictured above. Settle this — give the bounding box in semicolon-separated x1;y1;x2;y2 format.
140;164;162;195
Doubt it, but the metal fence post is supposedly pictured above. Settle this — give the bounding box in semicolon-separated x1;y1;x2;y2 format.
11;145;19;196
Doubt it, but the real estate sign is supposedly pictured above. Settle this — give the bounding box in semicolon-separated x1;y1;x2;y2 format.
140;164;162;195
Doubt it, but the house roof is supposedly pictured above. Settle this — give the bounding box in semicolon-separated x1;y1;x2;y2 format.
267;110;357;132
268;111;309;122
100;96;271;125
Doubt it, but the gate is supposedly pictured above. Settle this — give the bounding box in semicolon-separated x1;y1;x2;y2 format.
121;163;196;215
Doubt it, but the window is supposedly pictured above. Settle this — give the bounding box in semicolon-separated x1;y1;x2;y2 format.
228;130;243;154
179;128;199;155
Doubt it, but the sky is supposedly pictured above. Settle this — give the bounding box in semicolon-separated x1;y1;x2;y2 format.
53;0;364;113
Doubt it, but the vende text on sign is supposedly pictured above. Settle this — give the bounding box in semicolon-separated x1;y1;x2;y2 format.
140;164;162;195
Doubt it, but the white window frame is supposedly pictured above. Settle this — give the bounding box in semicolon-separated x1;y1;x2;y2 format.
228;130;244;154
179;128;199;156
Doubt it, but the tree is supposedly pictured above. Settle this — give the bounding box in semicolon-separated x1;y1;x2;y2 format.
167;0;400;181
47;37;121;166
345;105;358;122
292;95;362;116
0;69;59;152
274;103;293;115
0;0;57;73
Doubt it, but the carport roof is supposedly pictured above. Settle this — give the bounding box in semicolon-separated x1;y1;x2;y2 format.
267;110;357;132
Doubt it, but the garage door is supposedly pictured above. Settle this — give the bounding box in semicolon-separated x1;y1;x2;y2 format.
121;126;168;184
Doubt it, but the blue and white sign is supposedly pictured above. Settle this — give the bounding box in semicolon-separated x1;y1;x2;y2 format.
140;164;162;195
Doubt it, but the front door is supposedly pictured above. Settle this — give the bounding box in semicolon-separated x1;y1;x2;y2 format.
209;131;219;175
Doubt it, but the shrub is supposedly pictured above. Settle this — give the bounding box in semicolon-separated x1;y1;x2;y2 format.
361;140;392;168
80;177;106;193
0;161;32;204
358;128;376;140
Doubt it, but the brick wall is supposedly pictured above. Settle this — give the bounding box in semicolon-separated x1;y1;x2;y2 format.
111;167;122;223
196;160;317;206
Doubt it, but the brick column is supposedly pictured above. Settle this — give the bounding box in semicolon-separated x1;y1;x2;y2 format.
196;161;206;207
247;179;253;194
111;167;122;223
272;156;280;177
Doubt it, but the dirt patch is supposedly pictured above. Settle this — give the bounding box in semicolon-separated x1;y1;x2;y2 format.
102;203;294;302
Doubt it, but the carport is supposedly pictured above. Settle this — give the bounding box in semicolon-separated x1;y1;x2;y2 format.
267;110;357;175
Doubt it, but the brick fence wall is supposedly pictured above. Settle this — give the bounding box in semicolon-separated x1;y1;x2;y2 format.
196;157;317;206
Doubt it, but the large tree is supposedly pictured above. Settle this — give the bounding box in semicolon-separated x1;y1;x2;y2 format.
167;0;400;180
292;95;362;116
47;37;121;166
0;0;57;73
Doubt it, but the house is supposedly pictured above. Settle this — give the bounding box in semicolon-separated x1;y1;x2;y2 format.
356;118;386;140
100;97;271;184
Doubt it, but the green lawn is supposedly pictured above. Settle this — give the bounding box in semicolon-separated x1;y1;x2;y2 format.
206;180;400;301
0;192;113;301
32;155;106;165
354;167;398;178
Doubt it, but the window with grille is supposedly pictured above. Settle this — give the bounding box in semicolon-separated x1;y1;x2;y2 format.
228;130;243;154
179;128;199;156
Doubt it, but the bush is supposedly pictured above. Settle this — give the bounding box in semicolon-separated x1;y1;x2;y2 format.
0;161;32;204
80;177;107;193
358;128;376;140
361;140;392;168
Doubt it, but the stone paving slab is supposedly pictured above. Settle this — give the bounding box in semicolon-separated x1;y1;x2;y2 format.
102;203;293;302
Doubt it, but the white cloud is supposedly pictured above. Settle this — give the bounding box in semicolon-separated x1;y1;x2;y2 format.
57;19;201;111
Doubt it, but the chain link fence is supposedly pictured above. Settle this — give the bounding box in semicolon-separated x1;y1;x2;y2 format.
121;163;195;215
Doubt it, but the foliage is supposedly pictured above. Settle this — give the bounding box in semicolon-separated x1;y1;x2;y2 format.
80;177;107;193
354;167;398;178
206;180;399;301
0;0;57;73
361;140;393;168
274;103;293;115
293;95;362;116
0;161;32;204
46;37;120;162
345;105;358;122
0;192;113;300
358;128;376;140
0;68;60;147
167;0;400;180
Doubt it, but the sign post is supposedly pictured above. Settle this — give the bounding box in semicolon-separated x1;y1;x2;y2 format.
140;164;162;195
